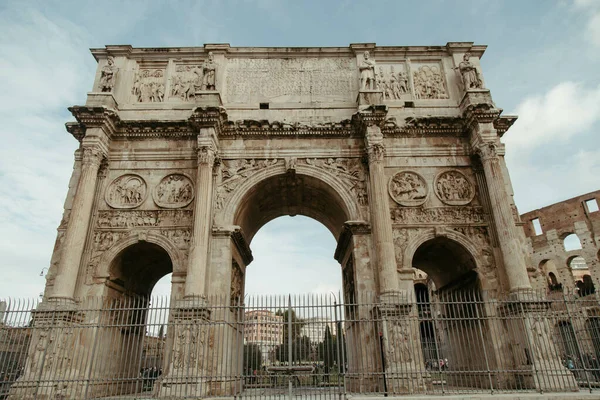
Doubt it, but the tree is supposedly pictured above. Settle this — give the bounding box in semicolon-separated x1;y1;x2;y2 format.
275;309;305;342
244;344;263;372
318;326;336;369
275;335;312;362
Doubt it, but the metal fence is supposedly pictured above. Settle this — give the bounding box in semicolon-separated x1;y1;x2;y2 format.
0;288;599;399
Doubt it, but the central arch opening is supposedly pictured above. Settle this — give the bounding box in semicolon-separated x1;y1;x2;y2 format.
233;172;353;390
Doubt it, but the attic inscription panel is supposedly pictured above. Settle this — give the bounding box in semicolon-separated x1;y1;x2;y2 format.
224;58;359;103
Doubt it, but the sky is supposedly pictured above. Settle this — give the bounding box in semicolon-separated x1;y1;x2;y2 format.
0;0;598;300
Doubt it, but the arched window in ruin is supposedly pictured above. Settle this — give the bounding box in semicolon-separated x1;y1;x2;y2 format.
563;233;583;252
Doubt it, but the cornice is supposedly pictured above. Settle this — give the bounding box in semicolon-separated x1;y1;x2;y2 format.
188;106;229;134
352;105;389;130
212;225;253;265
117;120;194;140
221;119;355;137
65;122;85;142
68;106;120;137
334;221;371;263
90;42;487;61
494;115;518;138
382;117;466;137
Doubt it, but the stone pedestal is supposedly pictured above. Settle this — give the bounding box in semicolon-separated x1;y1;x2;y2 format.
502;296;578;392
157;301;212;398
8;302;85;400
378;301;427;394
194;90;223;107
85;92;118;108
358;90;384;107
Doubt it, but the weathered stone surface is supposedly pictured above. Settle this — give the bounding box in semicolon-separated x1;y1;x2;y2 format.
21;42;565;399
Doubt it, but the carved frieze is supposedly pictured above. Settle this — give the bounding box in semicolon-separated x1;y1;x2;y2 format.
105;174;147;209
385;320;413;363
160;229;191;249
391;206;486;225
224;58;357;103
230;261;244;307
132;69;166;102
412;64;448;99
97;210;193;228
154;174;194;209
305;158;368;205
388;171;428;206
216;159;279;209
434;170;475;206
93;231;128;251
377;64;409;100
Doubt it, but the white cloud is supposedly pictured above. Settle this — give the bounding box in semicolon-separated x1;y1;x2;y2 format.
504;82;600;149
573;0;600;46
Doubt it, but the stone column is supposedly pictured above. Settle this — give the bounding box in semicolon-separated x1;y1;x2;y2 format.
475;141;531;292
50;146;105;301
364;123;401;296
184;140;217;300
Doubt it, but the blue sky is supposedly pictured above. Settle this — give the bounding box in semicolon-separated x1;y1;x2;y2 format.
0;0;598;299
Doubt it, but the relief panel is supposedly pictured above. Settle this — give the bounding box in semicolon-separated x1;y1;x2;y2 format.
132;68;167;103
434;170;475;206
411;62;448;100
154;174;194;209
105;174;147;209
388;171;428;206
376;63;410;101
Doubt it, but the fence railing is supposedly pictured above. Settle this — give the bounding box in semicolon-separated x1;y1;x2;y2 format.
0;288;599;399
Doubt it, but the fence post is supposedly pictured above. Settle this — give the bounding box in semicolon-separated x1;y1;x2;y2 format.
473;292;494;394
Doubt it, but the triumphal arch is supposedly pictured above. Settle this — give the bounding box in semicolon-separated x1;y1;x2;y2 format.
10;43;579;399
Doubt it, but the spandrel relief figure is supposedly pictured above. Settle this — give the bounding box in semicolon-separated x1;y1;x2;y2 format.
202;52;216;91
358;51;376;90
99;56;117;92
456;52;483;90
171;65;203;101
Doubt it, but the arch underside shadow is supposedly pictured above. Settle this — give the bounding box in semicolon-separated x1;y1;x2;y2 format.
232;171;354;243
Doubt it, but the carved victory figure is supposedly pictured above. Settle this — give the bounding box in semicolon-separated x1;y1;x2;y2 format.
202;52;217;90
99;56;117;92
358;51;376;90
456;53;482;90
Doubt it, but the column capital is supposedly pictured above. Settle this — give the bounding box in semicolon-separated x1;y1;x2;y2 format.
81;145;107;167
197;145;217;166
474;141;499;162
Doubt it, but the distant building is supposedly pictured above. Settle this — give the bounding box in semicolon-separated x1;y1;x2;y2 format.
244;310;283;365
300;317;337;344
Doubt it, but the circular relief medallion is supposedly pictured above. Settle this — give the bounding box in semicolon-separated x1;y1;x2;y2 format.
153;174;194;208
388;171;428;206
434;170;475;206
105;174;147;209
